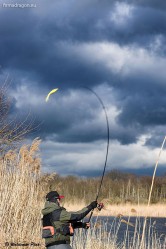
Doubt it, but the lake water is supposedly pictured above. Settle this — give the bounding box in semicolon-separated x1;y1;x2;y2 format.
88;216;166;248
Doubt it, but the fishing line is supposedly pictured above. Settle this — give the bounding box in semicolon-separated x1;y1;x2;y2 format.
82;86;110;222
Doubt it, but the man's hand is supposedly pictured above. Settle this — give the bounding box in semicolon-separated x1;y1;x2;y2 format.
83;222;90;229
97;203;104;211
89;200;98;209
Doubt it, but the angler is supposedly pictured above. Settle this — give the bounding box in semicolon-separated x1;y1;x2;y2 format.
41;191;103;249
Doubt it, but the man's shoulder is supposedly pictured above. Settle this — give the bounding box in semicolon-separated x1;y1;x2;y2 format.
52;206;67;214
61;207;66;211
51;206;70;221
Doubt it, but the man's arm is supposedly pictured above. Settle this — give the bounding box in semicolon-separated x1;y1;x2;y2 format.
72;222;90;229
59;201;97;222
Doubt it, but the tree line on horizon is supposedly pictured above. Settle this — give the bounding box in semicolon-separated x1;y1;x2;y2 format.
40;169;166;205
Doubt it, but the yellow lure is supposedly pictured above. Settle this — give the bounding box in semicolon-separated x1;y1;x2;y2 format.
45;88;58;102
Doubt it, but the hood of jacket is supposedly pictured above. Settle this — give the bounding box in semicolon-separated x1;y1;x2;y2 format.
42;201;60;215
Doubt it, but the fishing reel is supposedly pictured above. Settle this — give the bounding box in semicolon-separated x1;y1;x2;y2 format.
97;202;104;211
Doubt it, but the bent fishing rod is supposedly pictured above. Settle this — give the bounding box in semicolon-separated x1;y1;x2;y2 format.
83;87;110;223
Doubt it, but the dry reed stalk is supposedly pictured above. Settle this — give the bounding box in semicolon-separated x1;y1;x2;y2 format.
140;136;166;249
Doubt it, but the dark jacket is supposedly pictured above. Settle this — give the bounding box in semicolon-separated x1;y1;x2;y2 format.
42;201;93;247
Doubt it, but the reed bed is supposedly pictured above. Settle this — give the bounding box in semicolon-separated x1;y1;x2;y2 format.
0;139;45;248
65;203;166;218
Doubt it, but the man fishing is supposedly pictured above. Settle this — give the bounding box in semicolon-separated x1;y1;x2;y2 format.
42;191;100;249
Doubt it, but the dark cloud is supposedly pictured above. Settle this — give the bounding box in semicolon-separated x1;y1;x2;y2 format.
116;76;166;126
145;127;166;148
119;166;166;177
135;0;166;10
1;0;166;82
1;0;166;174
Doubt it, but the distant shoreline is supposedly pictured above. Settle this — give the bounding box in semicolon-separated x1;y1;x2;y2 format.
65;203;166;218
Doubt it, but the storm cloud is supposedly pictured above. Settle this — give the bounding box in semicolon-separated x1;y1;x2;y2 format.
0;0;166;175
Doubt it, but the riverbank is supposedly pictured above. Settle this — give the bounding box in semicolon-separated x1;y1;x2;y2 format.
65;203;166;218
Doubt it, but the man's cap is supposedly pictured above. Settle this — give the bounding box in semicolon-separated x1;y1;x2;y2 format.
46;191;64;201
